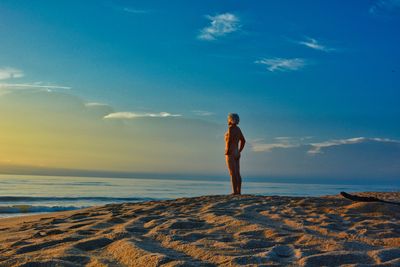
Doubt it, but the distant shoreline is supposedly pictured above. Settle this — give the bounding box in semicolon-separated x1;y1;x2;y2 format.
1;171;399;186
1;174;399;219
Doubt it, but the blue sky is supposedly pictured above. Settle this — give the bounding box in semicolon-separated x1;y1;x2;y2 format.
0;1;399;181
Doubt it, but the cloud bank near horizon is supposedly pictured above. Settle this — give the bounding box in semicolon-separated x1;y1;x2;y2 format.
251;137;400;154
0;89;399;179
247;136;400;178
0;89;224;175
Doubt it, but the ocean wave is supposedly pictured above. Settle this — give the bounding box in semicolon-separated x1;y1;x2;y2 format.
0;196;154;202
0;205;82;214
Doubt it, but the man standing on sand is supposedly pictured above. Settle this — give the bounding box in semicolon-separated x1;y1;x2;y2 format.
225;113;246;195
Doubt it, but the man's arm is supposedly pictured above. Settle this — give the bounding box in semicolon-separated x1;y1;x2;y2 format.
239;129;246;152
225;127;232;155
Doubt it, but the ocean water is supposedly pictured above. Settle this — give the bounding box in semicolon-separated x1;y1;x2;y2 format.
0;174;398;218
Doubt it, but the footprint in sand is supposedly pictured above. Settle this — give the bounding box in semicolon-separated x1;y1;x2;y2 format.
59;255;91;265
235;230;264;238
265;244;302;262
68;222;93;229
125;225;148;235
32;229;63;238
91;221;114;229
370;248;400;263
240;239;274;249
16;236;81;254
11;240;32;247
50;218;66;225
18;260;78;267
299;251;373;266
174;232;207;242
168;219;206;230
75;229;97;236
137;214;162;223
73;237;114;251
105;217;125;224
68;213;91;221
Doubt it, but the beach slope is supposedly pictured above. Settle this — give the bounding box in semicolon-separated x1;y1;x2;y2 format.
1;192;399;266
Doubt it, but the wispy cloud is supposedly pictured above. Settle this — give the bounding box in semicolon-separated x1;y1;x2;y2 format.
255;58;306;72
0;67;24;80
0;67;71;93
308;137;400;154
122;7;151;14
107;3;152;15
104;112;182;119
251;142;300;152
370;0;400;15
251;137;304;152
0;83;71;90
297;37;335;52
198;13;240;41
274;137;297;141
192;110;214;116
251;136;400;154
85;102;109;107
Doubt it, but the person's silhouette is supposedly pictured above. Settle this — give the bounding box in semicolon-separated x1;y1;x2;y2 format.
225;113;246;195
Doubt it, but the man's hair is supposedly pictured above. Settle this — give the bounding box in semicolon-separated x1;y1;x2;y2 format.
228;113;240;125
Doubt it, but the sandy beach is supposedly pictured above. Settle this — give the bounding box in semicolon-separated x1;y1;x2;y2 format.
0;192;399;266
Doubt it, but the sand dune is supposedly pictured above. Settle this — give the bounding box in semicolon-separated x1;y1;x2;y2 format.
0;192;399;266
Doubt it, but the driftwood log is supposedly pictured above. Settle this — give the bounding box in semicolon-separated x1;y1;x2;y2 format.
340;192;400;206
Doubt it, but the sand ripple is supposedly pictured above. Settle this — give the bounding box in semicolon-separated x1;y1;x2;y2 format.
0;192;399;266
